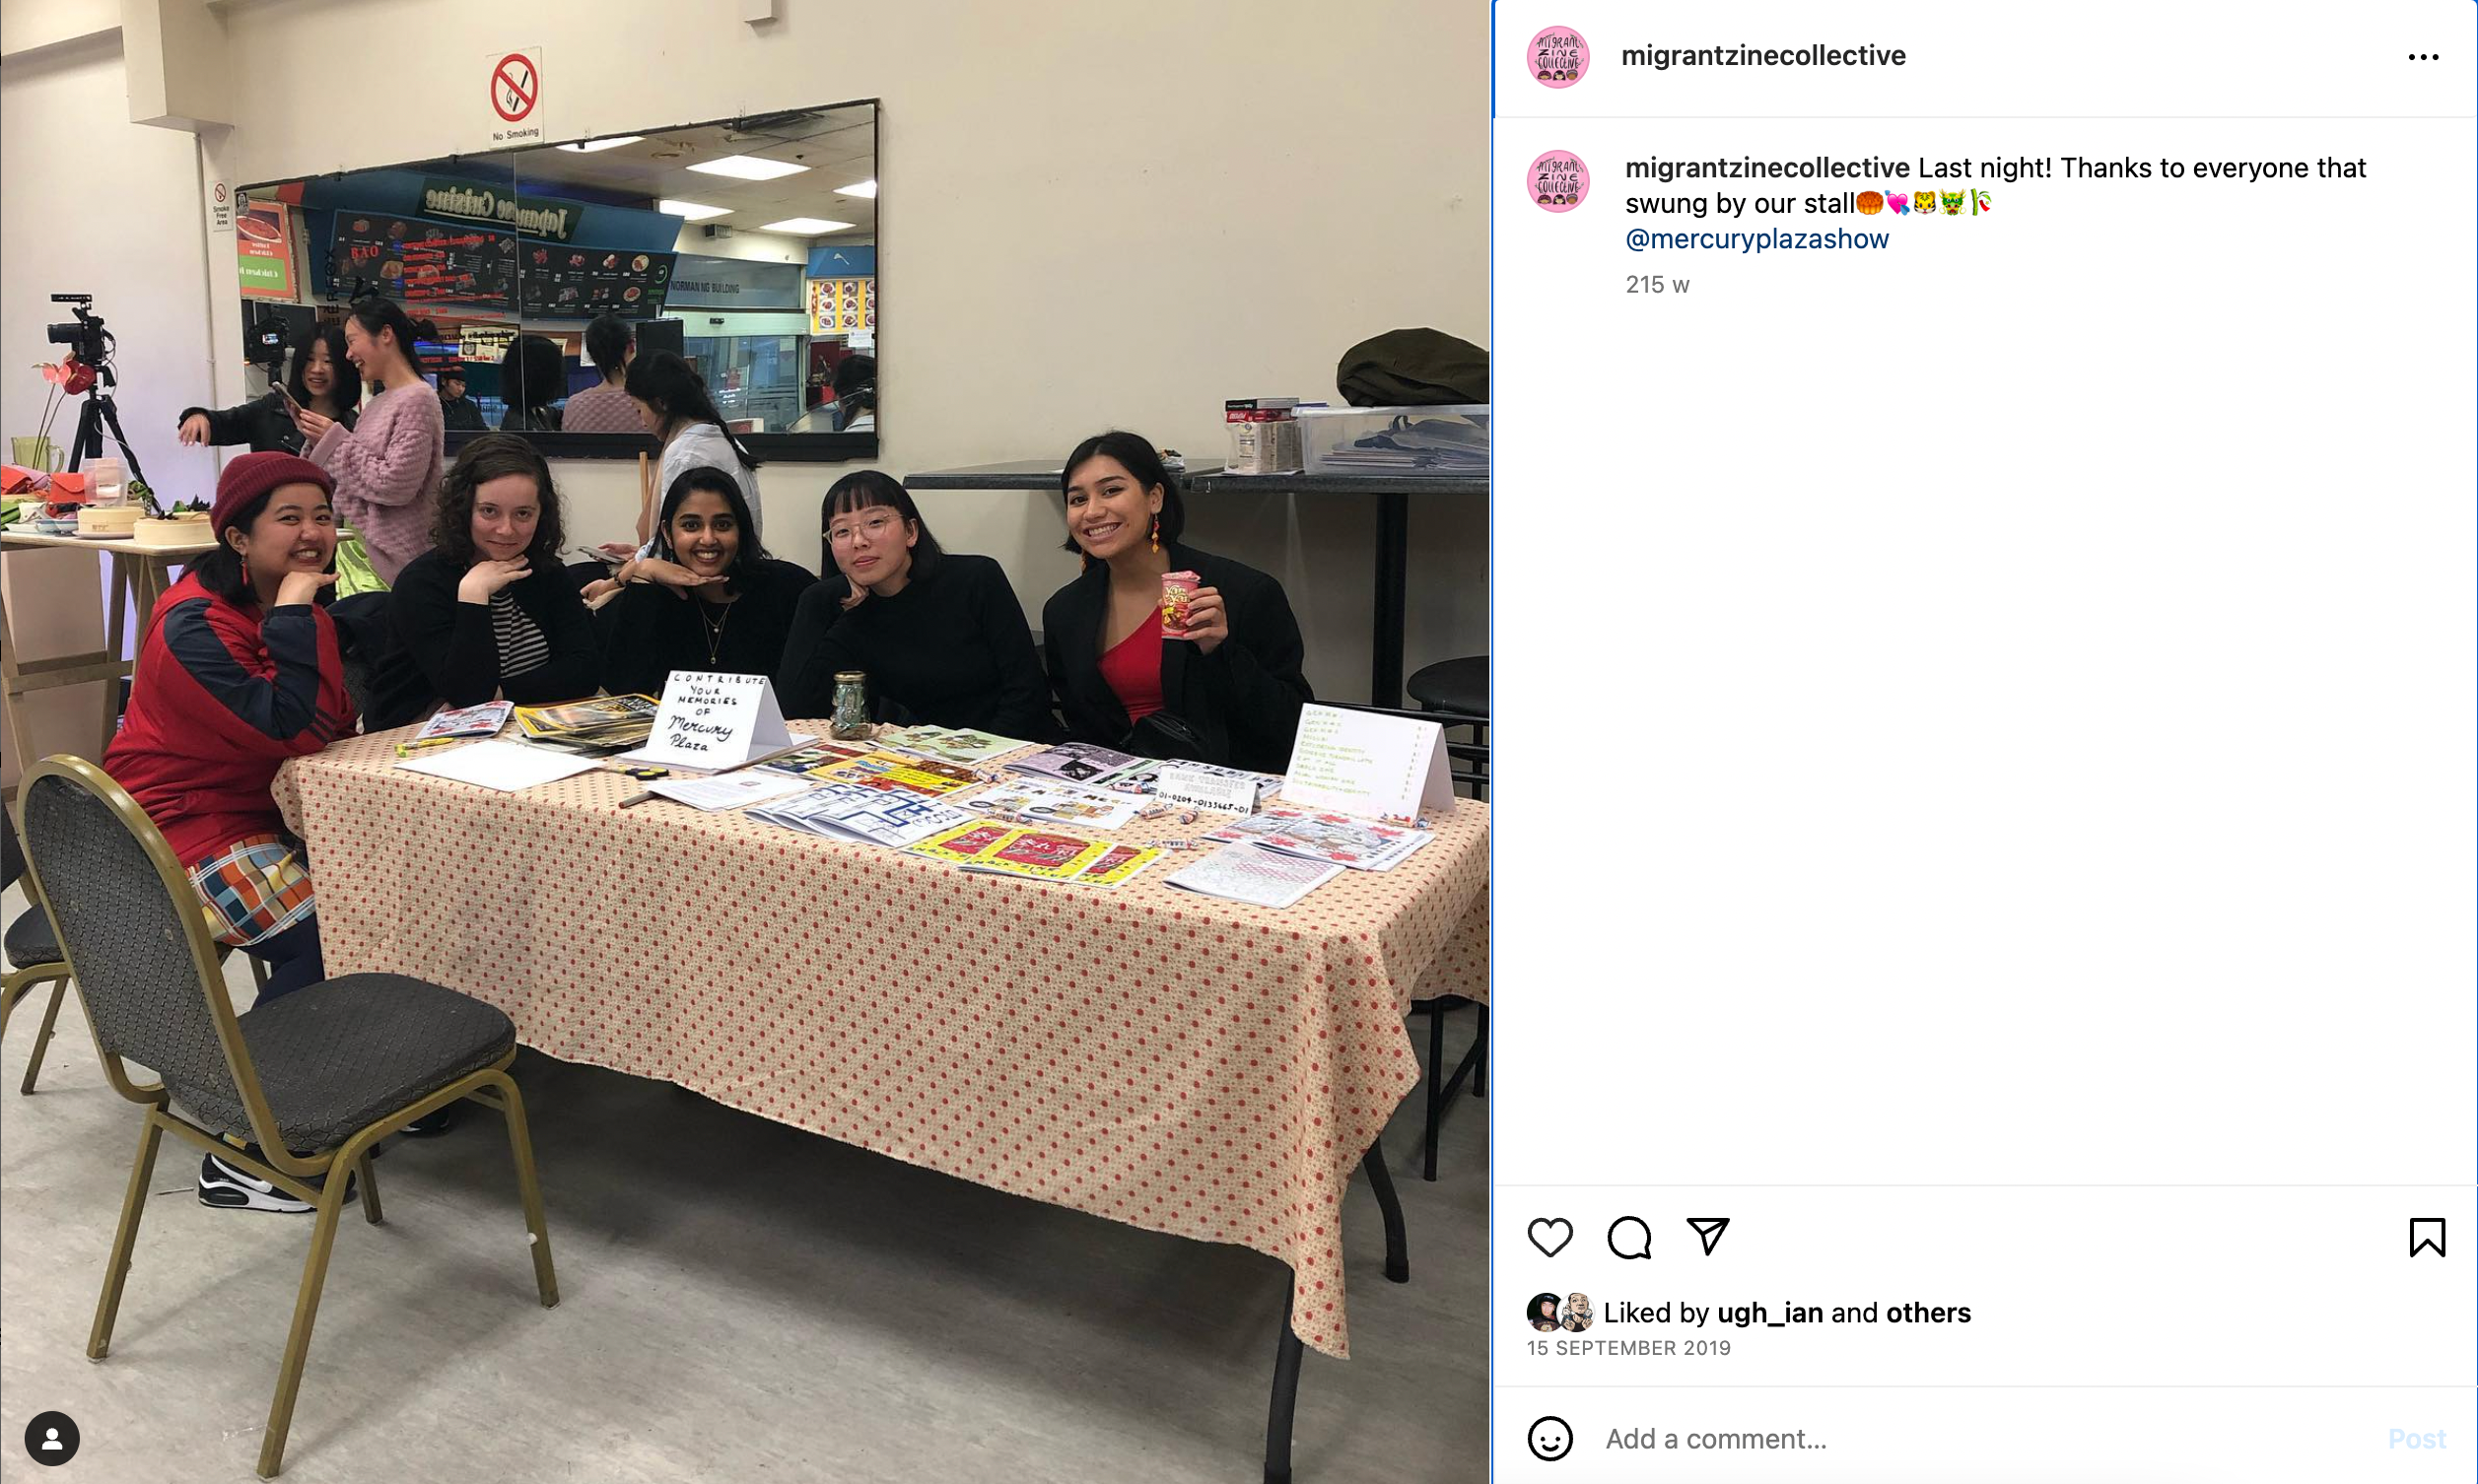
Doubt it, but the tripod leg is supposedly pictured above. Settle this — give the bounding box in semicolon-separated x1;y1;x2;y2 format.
91;395;149;493
67;397;103;470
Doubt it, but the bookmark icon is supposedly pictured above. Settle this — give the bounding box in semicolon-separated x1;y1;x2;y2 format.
1686;1217;1731;1256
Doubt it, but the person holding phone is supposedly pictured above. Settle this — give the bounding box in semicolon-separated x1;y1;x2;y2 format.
177;325;360;455
298;298;445;584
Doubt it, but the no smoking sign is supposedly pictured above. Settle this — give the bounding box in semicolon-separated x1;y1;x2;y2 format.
484;47;547;144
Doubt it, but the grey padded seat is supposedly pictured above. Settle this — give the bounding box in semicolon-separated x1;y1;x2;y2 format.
5;906;58;967
185;974;516;1151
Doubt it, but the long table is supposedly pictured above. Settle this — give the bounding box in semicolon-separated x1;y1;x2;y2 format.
274;726;1487;1470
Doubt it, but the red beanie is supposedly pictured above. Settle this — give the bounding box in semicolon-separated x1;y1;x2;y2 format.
210;451;334;540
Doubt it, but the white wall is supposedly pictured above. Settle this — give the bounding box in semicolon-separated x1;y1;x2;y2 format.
0;26;217;780
6;0;1488;716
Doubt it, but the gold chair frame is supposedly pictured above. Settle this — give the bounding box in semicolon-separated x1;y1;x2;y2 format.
17;756;559;1478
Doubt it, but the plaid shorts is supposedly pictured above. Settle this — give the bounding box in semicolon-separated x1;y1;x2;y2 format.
187;835;316;948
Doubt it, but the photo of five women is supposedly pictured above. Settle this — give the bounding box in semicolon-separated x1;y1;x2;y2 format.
110;302;1313;1203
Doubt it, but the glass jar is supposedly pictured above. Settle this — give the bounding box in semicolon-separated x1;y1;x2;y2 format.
830;670;871;740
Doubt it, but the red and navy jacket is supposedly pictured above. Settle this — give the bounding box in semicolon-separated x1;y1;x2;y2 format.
103;572;356;866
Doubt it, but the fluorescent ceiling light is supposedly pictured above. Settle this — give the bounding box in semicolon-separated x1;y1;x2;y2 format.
687;155;810;181
659;199;732;221
557;136;642;153
834;179;878;198
758;217;854;236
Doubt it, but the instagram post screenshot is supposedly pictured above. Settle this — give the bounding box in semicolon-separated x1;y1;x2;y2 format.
0;2;2467;1481
1495;2;2473;1481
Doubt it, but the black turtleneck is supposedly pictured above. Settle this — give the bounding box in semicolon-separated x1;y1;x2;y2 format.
777;553;1049;737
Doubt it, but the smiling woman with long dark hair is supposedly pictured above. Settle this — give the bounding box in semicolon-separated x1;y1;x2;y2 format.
176;324;360;454
595;465;815;697
1041;431;1310;773
382;433;596;715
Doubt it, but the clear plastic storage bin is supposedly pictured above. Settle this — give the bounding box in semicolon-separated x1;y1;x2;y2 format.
1295;404;1490;476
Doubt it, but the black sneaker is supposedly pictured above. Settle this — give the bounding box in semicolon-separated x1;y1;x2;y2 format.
196;1152;352;1213
398;1104;460;1139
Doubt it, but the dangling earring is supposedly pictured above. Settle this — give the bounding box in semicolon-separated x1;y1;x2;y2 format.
1149;514;1160;554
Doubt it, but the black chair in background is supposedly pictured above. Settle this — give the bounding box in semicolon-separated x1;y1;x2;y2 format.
2;820;75;1096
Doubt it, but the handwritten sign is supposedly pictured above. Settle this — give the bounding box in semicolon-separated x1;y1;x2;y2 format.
1278;704;1452;822
619;671;806;770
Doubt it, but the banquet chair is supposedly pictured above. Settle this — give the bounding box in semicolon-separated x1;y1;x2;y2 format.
16;755;560;1479
2;821;75;1095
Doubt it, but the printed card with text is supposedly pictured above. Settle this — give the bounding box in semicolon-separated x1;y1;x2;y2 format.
619;671;812;771
1277;705;1452;821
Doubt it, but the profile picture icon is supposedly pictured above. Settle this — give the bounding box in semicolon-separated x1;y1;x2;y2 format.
1528;151;1590;214
1560;1292;1594;1332
1529;26;1591;89
1527;1292;1563;1332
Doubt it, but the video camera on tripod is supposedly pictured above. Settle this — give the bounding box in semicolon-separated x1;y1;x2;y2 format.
38;293;150;503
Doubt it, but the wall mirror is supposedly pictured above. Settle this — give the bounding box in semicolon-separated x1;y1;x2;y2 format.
232;99;876;461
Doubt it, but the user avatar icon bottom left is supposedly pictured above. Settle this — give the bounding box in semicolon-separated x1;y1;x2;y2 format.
1528;1415;1574;1462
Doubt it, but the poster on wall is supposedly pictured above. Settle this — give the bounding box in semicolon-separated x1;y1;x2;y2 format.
237;202;300;302
806;277;875;335
329;214;517;311
519;245;675;320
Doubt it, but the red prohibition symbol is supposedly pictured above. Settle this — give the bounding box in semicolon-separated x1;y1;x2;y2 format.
492;53;538;122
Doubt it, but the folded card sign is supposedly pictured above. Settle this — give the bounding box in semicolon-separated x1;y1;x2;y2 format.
620;671;803;770
1277;704;1452;822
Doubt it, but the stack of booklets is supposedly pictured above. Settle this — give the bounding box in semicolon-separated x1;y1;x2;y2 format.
1204;807;1431;871
757;742;878;781
807;750;982;797
1005;741;1148;787
411;701;513;743
513;694;660;755
961;776;1146;831
1163;843;1342;909
876;725;1033;768
747;781;978;847
908;820;1162;889
1099;757;1280;806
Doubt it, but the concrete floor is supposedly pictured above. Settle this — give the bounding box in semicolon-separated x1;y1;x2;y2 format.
0;888;1487;1483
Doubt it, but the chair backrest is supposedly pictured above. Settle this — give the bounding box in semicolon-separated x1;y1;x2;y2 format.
1;817;22;891
18;760;257;1119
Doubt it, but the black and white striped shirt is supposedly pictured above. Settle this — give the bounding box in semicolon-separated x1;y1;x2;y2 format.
489;588;552;680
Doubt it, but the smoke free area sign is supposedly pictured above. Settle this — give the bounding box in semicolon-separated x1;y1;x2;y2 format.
487;48;547;146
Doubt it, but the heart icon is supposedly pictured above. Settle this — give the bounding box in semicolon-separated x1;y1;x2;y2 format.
1527;1217;1573;1258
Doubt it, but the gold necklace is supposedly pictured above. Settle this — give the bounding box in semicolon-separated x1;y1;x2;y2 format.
699;599;731;667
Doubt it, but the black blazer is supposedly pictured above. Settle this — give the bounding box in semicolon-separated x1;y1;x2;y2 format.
1041;544;1311;775
177;392;357;455
385;548;601;714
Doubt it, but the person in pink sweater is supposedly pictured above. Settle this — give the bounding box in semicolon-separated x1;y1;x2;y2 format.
295;298;445;584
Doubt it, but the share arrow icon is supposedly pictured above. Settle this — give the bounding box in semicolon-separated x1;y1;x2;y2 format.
1686;1217;1731;1256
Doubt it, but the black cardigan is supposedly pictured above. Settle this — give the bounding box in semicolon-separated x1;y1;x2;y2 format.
778;554;1051;737
594;558;815;698
177;392;357;455
1041;543;1312;775
385;548;601;713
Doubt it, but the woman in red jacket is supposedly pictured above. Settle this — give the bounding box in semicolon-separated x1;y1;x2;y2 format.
107;451;354;1000
104;453;363;1209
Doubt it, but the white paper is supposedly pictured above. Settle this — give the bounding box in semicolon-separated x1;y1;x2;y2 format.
1163;843;1343;910
1205;807;1433;871
1150;763;1261;814
646;771;813;812
621;671;808;770
396;739;599;792
1278;704;1452;821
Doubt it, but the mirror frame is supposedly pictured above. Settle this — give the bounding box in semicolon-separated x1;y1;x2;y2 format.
241;98;880;464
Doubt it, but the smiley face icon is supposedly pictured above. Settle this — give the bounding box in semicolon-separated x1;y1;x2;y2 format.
1528;1415;1574;1462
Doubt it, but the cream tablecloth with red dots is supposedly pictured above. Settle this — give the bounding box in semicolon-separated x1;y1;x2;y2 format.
275;725;1488;1358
